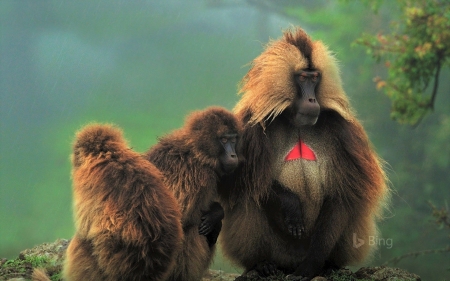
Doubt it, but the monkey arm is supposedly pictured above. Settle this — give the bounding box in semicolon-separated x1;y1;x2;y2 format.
199;201;224;247
265;181;305;239
291;198;349;279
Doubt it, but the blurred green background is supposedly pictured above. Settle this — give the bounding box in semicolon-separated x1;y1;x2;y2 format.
1;1;449;280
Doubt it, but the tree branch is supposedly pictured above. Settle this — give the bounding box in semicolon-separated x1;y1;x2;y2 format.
428;58;442;111
381;246;450;266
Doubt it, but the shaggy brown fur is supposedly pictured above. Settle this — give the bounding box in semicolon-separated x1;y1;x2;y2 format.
219;27;389;279
31;268;51;281
64;124;183;281
145;106;242;281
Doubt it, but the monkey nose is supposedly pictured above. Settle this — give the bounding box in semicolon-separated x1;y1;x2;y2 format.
308;98;317;103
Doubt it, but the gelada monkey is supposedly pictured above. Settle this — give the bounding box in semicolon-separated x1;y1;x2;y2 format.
64;124;182;281
219;28;389;280
145;106;242;281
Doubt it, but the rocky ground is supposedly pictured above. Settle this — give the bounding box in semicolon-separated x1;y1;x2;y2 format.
0;239;421;281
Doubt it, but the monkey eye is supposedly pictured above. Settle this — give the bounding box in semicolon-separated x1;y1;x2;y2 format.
230;137;237;143
220;137;228;144
312;73;320;82
298;75;306;82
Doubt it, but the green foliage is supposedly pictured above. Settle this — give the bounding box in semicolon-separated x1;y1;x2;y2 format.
355;0;450;125
429;201;450;232
1;255;53;280
0;239;67;281
381;202;450;268
4;255;49;269
425;114;450;170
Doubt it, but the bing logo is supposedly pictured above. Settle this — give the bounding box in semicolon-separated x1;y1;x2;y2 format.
353;233;393;249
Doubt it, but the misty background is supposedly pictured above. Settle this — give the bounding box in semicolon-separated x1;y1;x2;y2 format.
1;1;449;280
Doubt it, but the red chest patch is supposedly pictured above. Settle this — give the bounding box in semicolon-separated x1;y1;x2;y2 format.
285;140;317;161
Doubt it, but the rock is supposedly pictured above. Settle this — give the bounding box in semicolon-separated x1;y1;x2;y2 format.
0;240;421;281
0;239;69;281
355;266;421;281
311;277;327;281
204;269;240;281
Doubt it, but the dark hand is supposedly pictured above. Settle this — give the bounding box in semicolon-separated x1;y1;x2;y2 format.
198;202;224;236
284;213;305;239
265;181;305;239
199;214;214;236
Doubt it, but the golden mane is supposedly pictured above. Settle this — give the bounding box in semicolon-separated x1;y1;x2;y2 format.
234;27;354;128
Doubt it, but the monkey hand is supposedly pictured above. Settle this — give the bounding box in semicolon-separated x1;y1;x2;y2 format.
199;215;218;247
199;202;224;236
284;214;305;239
280;198;305;239
271;181;305;239
198;214;215;236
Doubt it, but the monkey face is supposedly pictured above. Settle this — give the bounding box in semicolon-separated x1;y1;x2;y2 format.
218;133;239;175
184;107;242;176
283;70;321;127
